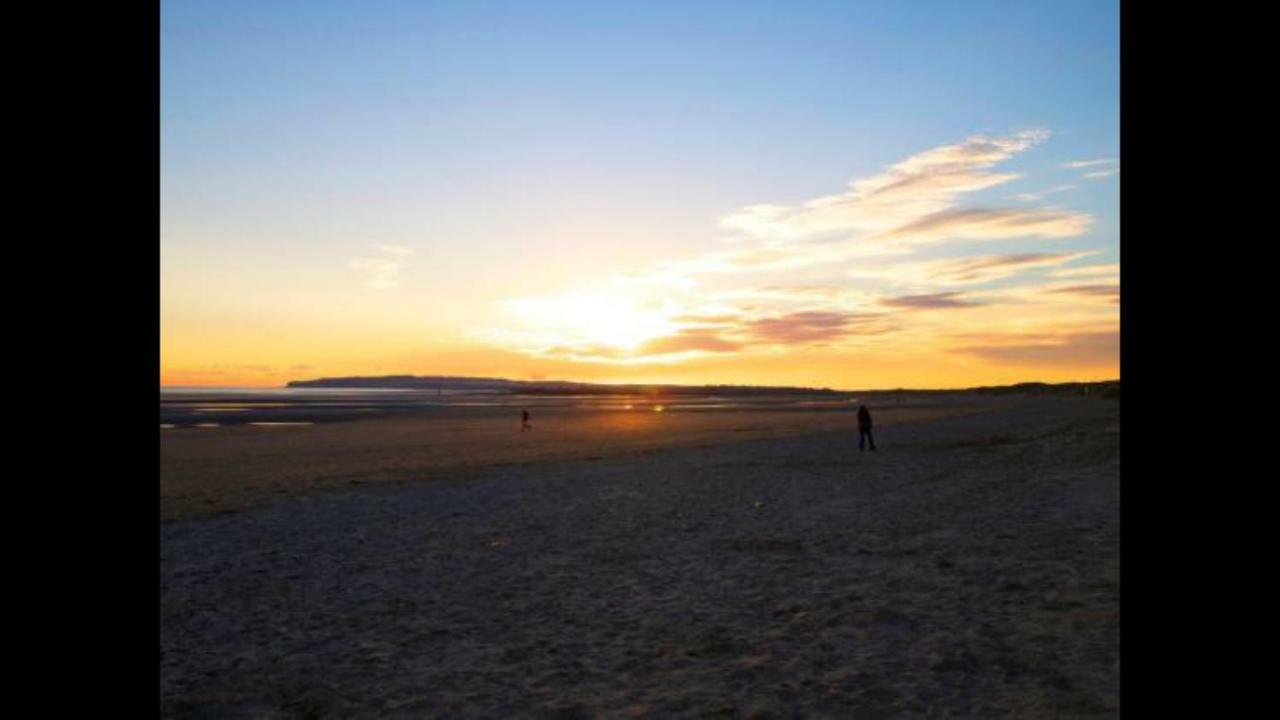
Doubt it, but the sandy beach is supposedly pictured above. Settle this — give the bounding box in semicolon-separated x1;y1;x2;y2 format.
160;398;979;524
160;394;1118;717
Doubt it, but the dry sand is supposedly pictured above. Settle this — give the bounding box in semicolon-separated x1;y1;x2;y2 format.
160;395;1119;717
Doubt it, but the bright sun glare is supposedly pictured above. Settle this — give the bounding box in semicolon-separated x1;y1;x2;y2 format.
506;291;675;352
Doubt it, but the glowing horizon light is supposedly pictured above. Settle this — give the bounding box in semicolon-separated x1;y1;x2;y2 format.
500;290;677;353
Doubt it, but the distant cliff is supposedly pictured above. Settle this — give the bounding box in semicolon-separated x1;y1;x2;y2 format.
286;375;844;396
288;375;520;391
287;375;1118;398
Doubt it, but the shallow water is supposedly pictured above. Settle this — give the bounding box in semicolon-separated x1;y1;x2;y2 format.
160;386;871;427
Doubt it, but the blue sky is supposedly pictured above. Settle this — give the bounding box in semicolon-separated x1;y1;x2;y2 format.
161;0;1119;388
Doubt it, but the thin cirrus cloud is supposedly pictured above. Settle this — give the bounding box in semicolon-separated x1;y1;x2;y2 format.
974;278;1120;307
1062;157;1119;180
1013;184;1076;202
349;245;413;290
743;311;892;344
1043;283;1120;302
671;314;743;326
480;129;1112;367
879;207;1090;244
718;129;1089;252
1049;262;1118;279
1062;158;1116;169
880;292;980;310
532;310;894;361
843;251;1097;293
1059;157;1121;179
899;251;1097;286
695;132;1092;278
650;131;1092;281
956;330;1118;367
638;330;743;355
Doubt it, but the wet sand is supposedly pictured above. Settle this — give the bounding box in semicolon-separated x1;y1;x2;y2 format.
161;401;978;523
160;395;1118;717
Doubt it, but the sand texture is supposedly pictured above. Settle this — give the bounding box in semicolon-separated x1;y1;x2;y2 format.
160;396;1118;717
161;402;977;523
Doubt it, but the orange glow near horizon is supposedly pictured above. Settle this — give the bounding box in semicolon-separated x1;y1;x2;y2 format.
162;131;1117;391
160;331;1118;391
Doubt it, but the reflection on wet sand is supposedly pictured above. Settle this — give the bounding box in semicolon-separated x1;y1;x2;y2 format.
160;400;987;522
160;388;873;428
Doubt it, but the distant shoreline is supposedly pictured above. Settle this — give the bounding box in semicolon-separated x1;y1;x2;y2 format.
160;379;1117;429
281;375;1120;397
160;378;1120;401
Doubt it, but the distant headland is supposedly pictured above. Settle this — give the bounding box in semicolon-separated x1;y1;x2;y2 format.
286;375;1119;398
286;375;844;396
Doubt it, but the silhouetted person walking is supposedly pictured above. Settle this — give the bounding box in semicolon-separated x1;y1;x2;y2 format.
521;408;532;432
858;405;876;451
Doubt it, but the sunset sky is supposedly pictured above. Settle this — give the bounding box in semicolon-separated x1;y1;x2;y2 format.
161;0;1118;389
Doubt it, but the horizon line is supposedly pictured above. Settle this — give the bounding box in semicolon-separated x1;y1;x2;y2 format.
160;376;1120;394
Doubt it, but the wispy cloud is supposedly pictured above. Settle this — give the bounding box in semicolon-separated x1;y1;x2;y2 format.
956;330;1118;367
874;251;1097;286
672;314;741;326
639;330;743;355
1082;168;1119;180
704;130;1091;274
479;129;1114;369
880;292;980;310
1013;184;1076;202
930;252;1090;282
1061;158;1119;181
880;207;1090;244
1050;262;1118;279
1044;283;1120;302
504;305;901;362
720;129;1062;247
744;311;891;344
350;245;414;290
1062;158;1117;169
